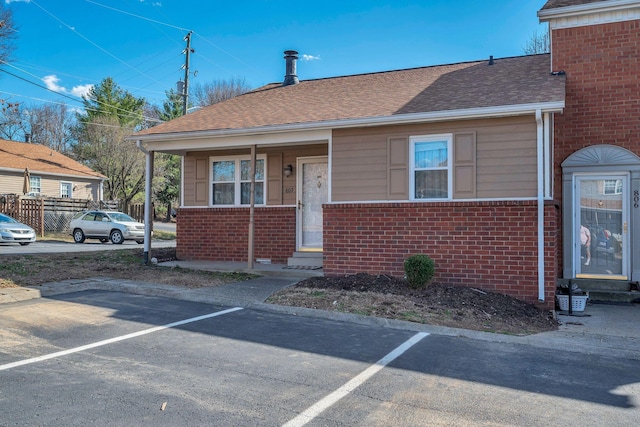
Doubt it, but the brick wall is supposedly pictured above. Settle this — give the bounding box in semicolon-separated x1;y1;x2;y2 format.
176;207;296;263
552;20;640;199
323;201;559;309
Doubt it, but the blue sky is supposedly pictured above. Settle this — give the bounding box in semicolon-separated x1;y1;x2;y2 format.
2;0;548;111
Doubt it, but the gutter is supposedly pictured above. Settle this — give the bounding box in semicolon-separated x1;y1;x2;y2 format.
136;140;153;264
536;110;545;302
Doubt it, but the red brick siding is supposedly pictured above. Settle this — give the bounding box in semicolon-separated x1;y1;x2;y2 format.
552;20;640;199
551;20;640;280
176;207;296;263
323;201;559;309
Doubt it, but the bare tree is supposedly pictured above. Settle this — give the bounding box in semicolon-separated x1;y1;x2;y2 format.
0;3;17;64
0;100;22;140
523;29;550;55
191;77;252;107
74;115;145;207
26;103;75;153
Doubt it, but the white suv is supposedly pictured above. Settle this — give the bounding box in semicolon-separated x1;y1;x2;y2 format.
70;210;146;244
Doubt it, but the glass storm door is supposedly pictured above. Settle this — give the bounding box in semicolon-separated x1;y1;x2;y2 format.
575;175;628;279
297;157;328;251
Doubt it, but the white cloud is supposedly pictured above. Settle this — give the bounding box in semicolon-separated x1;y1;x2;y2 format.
42;75;66;93
70;84;93;98
5;0;32;4
301;54;321;61
42;75;92;98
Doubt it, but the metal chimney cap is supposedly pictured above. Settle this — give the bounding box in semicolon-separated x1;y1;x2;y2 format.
283;50;299;86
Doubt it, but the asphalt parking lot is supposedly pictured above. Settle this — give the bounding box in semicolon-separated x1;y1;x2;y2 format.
2;290;639;426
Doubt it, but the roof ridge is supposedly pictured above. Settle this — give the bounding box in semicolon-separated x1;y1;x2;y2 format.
254;53;551;88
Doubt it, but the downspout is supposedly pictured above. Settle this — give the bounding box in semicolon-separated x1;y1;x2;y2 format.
136;140;154;265
535;110;545;302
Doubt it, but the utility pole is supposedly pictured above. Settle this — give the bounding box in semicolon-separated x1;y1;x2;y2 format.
182;31;194;116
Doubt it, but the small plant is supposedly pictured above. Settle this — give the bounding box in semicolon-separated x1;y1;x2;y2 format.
403;254;435;289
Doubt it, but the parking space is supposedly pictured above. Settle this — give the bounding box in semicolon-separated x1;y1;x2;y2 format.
2;291;639;426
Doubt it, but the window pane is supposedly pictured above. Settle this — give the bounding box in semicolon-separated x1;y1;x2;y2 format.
213;183;235;205
241;159;265;181
212;161;235;182
241;182;264;204
415;170;448;199
415;141;448;168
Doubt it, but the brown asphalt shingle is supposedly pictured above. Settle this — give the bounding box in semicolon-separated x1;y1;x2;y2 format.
0;139;105;179
134;54;565;137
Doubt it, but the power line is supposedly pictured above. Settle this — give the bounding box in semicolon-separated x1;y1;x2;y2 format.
84;0;190;32
30;0;165;88
0;64;163;124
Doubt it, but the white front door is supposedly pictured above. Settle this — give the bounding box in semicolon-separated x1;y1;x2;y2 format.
297;157;328;251
575;175;629;279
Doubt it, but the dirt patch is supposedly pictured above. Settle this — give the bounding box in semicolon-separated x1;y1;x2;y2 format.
1;248;557;335
268;273;558;335
0;247;254;289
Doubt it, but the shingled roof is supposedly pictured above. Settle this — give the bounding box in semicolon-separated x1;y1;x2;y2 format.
541;0;607;10
0;139;105;179
133;54;565;138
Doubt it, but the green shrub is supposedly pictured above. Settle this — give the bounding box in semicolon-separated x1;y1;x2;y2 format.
404;254;435;289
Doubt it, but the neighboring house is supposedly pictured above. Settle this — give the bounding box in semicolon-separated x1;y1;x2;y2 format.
0;138;105;201
131;0;640;310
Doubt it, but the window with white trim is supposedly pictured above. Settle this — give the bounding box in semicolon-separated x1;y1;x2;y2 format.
211;156;266;206
29;176;41;195
60;182;72;198
410;134;452;200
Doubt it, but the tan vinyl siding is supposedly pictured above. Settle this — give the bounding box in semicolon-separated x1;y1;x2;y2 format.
332;116;537;202
183;144;327;206
0;171;100;200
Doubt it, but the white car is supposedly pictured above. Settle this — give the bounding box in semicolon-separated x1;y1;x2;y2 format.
0;213;37;246
70;210;146;244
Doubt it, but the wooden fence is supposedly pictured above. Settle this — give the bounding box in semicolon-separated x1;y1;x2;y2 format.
0;194;148;234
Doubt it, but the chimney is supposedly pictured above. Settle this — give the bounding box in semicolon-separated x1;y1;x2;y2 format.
283;50;299;86
25;133;32;143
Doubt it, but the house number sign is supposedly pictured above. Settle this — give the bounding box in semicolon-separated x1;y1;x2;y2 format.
634;189;639;208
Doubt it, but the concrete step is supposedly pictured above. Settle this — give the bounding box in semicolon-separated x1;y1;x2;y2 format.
557;278;631;292
588;290;640;304
287;252;323;268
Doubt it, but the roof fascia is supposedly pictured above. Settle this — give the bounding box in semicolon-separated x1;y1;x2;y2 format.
131;101;565;148
538;0;640;21
0;167;106;181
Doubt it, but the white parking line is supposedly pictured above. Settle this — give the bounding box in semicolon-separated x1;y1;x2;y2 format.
0;307;243;371
283;331;429;427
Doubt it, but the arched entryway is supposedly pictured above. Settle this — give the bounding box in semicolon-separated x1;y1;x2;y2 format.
562;145;640;281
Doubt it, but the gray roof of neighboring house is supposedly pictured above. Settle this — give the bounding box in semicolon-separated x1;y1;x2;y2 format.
133;54;565;138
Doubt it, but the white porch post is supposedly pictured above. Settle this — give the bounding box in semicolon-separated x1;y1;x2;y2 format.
247;144;256;269
137;140;154;265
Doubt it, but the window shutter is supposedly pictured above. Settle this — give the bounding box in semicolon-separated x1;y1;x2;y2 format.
267;153;283;205
453;132;476;199
388;137;409;199
195;158;208;203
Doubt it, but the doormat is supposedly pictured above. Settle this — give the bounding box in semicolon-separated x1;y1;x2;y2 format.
282;266;323;270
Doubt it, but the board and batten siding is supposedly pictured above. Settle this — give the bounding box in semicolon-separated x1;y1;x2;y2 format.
331;116;538;202
182;144;327;206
